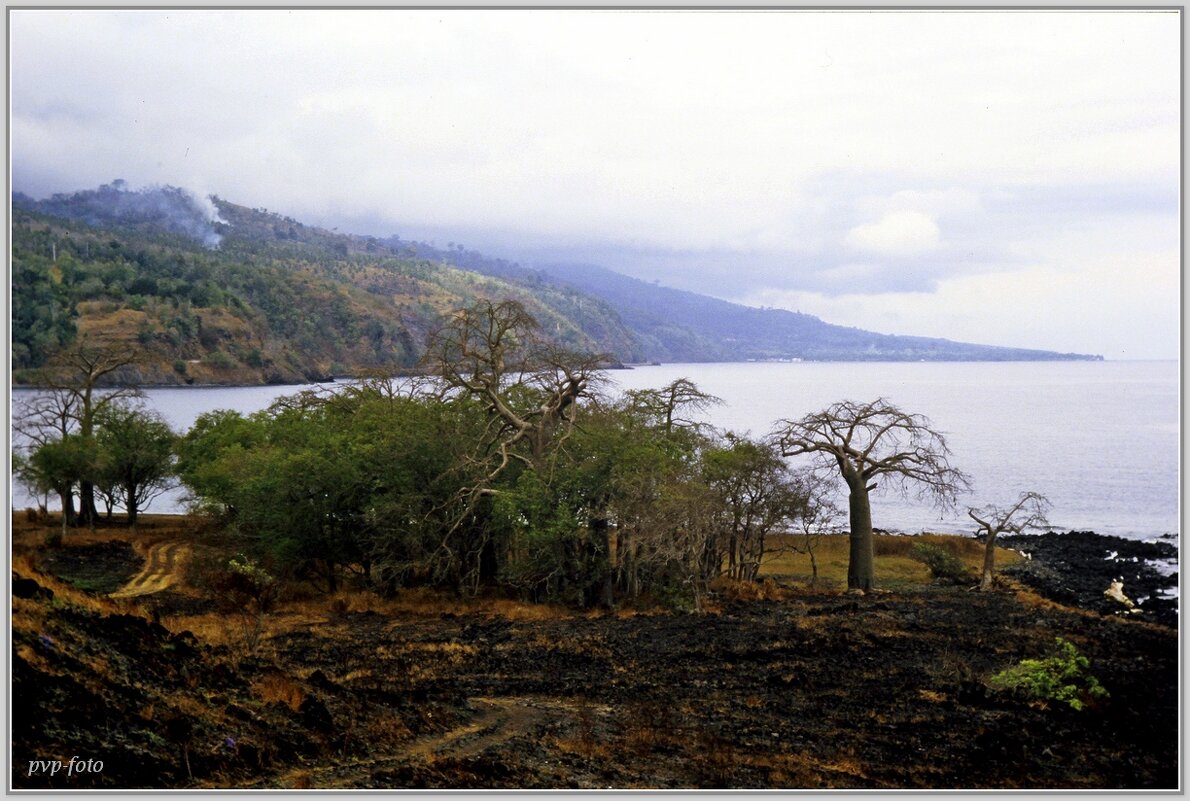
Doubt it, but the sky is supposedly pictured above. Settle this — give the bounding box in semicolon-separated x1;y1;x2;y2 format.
9;9;1182;359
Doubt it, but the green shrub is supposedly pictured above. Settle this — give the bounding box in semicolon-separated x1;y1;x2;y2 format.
988;637;1109;711
207;349;235;369
909;541;972;583
226;554;278;612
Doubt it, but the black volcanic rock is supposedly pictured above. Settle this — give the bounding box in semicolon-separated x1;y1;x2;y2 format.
1001;530;1178;628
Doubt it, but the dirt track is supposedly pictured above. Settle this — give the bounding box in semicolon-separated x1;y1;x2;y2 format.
258;695;576;789
109;540;191;599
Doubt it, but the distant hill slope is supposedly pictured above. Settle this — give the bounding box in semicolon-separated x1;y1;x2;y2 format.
539;262;1100;363
11;185;644;385
11;183;1100;387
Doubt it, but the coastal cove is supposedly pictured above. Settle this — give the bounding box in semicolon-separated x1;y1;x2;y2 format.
11;360;1179;543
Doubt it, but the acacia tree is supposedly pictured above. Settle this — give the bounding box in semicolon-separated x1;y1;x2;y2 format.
13;390;80;523
17;437;96;540
772;398;971;592
968;491;1051;591
703;435;808;582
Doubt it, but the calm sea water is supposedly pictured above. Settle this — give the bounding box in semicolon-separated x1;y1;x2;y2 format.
10;361;1180;542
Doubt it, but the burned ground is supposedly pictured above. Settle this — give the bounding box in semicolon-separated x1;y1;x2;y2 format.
10;519;1180;790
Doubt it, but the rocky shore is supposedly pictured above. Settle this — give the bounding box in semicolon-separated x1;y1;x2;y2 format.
1000;530;1178;629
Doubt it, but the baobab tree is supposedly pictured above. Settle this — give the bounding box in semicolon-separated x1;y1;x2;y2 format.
968;491;1051;591
422;299;607;592
772;398;971;592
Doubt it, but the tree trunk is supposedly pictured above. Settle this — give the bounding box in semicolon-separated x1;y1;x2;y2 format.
79;484;99;526
847;482;875;592
126;480;139;528
980;531;998;591
58;490;76;527
594;517;615;608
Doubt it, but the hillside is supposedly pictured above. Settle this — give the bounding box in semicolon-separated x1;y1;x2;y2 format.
11;185;644;385
539;263;1101;363
11;184;1100;387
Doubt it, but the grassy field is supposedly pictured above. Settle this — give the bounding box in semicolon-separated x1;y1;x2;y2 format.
758;532;1023;590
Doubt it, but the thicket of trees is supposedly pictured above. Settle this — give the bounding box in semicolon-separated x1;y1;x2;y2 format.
14;342;177;534
168;302;819;608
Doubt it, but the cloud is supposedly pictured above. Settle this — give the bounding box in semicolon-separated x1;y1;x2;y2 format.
845;211;942;257
737;244;1179;361
7;9;1181;358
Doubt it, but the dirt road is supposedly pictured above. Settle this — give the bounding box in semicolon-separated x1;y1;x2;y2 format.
109;540;191;599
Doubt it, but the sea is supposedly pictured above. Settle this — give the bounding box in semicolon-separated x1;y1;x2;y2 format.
9;360;1181;545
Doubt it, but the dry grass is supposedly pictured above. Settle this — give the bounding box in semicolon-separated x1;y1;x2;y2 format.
11;513;204;550
388;588;579;622
710;576;791;602
761;533;1022;589
251;672;306;712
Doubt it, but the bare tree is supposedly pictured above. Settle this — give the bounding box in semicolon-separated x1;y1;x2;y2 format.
968;491;1051;591
625;378;722;436
425;299;605;477
788;471;842;588
772;398;971;592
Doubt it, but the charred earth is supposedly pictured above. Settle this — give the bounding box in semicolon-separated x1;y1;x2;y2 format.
11;521;1179;790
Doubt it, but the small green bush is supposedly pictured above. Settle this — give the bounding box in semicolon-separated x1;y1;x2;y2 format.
988;637;1109;711
226;554;277;610
207;349;235;369
909;541;972;583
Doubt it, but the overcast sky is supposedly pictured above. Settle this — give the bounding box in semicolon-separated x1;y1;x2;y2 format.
10;9;1181;359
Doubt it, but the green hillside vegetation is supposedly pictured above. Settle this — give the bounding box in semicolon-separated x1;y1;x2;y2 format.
12;187;642;386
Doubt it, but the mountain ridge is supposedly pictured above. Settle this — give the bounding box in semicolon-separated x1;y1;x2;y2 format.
536;262;1100;362
11;184;1101;387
